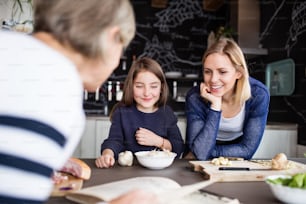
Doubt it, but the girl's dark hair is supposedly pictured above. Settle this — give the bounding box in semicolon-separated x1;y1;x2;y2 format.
110;57;169;119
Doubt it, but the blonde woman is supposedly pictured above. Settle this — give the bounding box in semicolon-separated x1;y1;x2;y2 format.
0;0;158;203
184;38;270;160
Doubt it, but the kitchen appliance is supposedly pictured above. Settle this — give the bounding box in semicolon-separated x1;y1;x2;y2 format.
265;58;295;96
83;83;108;115
230;0;268;57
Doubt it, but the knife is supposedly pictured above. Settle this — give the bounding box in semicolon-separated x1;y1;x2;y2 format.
219;167;271;171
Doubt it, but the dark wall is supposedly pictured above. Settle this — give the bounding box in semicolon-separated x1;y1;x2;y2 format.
259;1;306;145
110;0;306;145
114;0;230;77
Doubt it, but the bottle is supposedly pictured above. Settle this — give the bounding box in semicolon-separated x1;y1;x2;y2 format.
173;81;177;99
84;90;88;101
108;81;113;101
116;81;123;101
95;87;99;101
270;71;279;95
122;57;126;70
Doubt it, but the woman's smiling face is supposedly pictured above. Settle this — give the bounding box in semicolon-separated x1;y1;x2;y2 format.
133;70;161;113
203;53;242;98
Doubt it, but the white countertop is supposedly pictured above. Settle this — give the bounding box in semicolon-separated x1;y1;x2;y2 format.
85;115;297;130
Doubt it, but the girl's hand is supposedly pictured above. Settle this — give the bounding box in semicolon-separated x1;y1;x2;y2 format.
95;149;115;168
200;82;221;111
135;127;161;147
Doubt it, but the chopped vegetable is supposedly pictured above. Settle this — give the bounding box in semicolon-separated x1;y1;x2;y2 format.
267;177;291;185
271;153;288;170
267;173;306;189
289;174;305;188
210;157;232;166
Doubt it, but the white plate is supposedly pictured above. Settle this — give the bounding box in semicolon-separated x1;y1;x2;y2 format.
165;71;182;78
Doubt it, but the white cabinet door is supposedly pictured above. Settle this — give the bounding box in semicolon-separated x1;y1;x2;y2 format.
74;118;297;159
253;128;297;159
73;118;111;158
72;118;96;158
297;145;306;157
95;119;111;158
177;117;186;142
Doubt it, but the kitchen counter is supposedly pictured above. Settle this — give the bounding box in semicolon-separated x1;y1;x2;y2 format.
85;114;297;130
77;116;298;158
265;122;298;130
46;158;306;204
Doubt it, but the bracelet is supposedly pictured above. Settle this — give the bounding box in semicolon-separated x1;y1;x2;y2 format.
160;138;165;149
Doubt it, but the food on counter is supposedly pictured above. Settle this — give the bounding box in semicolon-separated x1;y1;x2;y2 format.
265;174;306;204
60;158;91;180
209;153;290;169
147;149;172;157
271;153;289;170
267;173;306;189
118;151;133;166
210;157;232;166
52;171;69;184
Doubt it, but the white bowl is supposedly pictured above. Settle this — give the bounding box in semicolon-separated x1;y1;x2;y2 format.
135;151;176;170
265;175;306;204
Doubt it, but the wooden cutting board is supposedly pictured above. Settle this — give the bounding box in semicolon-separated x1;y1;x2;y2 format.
51;173;83;197
190;160;306;182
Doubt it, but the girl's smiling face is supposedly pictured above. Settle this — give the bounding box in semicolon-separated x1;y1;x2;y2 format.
203;53;242;99
133;70;161;113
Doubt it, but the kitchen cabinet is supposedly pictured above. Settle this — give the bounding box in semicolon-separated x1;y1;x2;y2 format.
73;117;111;158
253;123;298;159
73;117;298;159
177;117;187;141
73;116;186;158
297;145;306;157
95;118;112;156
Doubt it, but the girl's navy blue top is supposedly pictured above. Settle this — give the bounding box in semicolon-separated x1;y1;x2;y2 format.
185;77;270;160
101;105;184;159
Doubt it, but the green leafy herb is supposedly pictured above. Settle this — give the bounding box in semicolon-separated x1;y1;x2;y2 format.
289;174;305;188
268;173;306;189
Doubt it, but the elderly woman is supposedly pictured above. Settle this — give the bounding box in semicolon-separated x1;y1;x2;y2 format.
0;1;159;204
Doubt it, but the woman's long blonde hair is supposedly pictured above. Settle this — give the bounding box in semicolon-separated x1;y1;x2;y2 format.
202;37;251;105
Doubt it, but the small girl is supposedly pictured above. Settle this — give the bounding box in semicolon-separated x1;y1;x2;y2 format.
95;57;184;168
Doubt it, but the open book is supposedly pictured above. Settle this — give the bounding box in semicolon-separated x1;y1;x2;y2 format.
66;177;240;204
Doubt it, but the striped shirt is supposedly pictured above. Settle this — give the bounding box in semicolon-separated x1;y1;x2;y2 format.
0;31;85;203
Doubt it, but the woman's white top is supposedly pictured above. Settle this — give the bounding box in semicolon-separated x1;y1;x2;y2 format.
217;103;246;141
